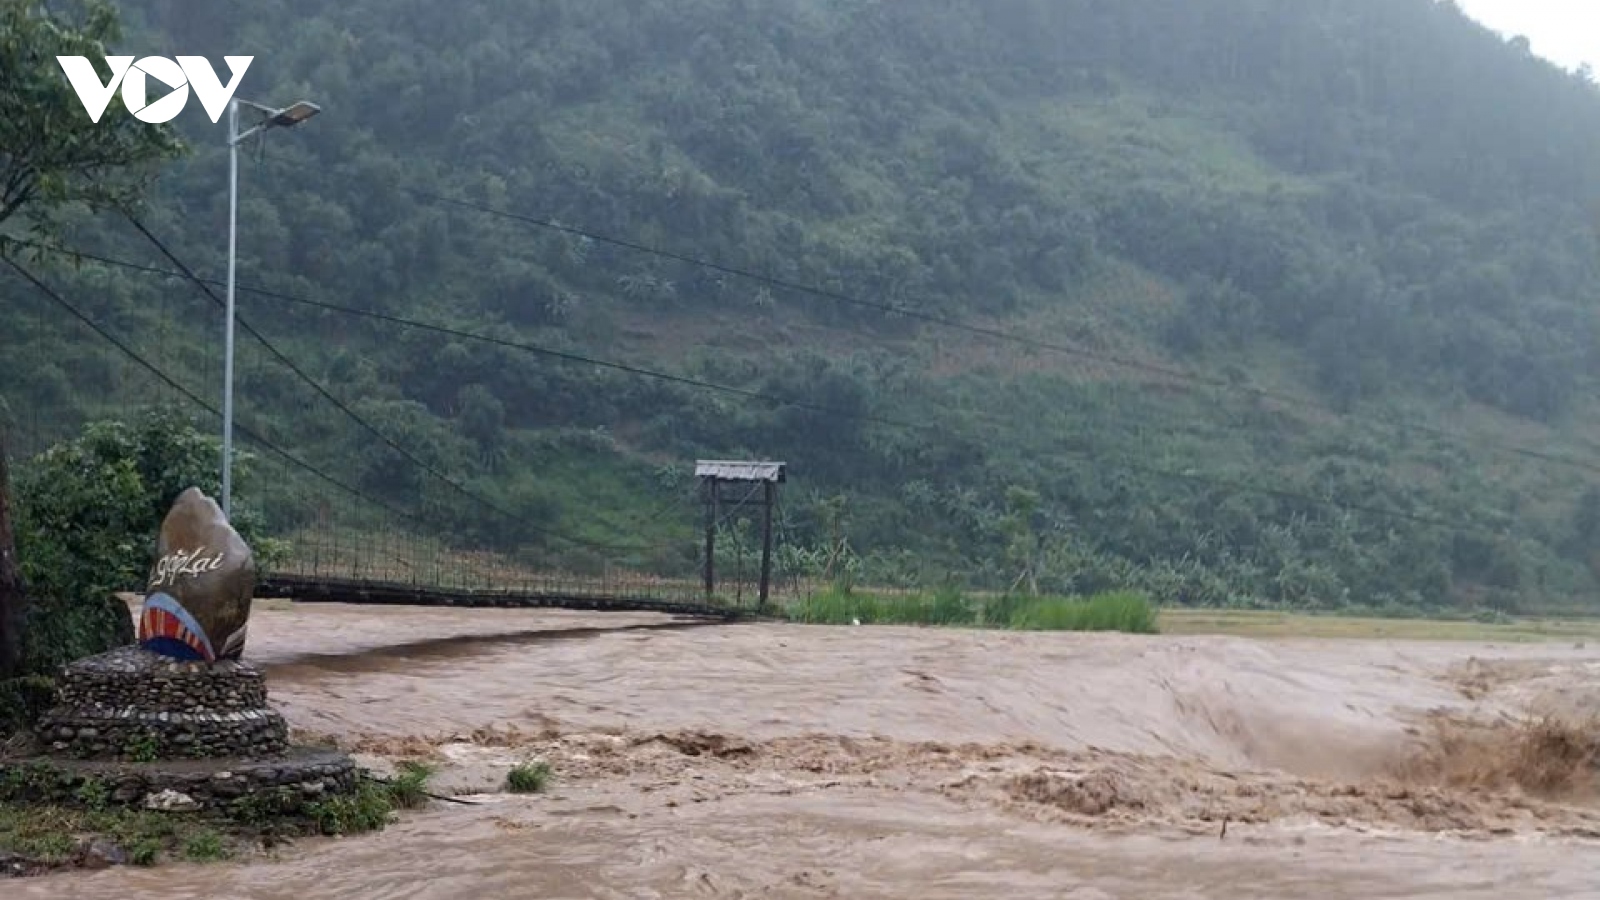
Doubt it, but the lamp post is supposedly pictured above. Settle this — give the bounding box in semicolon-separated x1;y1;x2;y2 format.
222;97;321;519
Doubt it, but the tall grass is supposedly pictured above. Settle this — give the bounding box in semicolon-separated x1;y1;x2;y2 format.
789;584;973;626
1006;591;1158;633
386;761;436;810
786;585;1157;634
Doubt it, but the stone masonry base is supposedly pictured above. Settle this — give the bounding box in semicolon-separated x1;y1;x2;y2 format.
35;646;288;760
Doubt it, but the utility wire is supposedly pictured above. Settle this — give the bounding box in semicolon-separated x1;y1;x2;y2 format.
118;215;651;555
20;240;1518;539
25;239;919;432
399;186;1600;478
5;255;532;591
6;238;1503;479
22;241;1257;456
6;239;1458;467
1;255;417;525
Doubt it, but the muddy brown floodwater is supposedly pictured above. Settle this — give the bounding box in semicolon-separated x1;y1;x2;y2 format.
18;604;1600;899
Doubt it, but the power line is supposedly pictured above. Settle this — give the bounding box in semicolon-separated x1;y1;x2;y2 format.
3;239;1458;467
24;239;1260;461
400;186;1600;479
25;239;920;432
4;255;613;591
118;214;650;555
21;240;1516;539
1;255;418;526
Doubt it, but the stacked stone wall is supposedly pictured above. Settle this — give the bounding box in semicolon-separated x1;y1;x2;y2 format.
35;646;288;760
0;751;357;812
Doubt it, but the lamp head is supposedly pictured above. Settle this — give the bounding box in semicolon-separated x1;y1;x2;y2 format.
269;101;321;128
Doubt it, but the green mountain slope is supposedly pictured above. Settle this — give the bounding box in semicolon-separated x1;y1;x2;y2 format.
4;0;1600;613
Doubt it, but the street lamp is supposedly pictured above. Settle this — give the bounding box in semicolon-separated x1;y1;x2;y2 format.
221;96;321;519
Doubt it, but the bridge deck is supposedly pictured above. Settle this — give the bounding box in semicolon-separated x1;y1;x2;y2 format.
258;574;746;620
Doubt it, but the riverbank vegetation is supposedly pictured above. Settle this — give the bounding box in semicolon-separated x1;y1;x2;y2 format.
0;764;429;876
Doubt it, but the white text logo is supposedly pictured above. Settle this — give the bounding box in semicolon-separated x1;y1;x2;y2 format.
56;56;254;124
151;546;227;588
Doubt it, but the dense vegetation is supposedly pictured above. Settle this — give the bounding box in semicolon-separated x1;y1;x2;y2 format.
0;756;432;873
9;411;282;674
4;0;1600;615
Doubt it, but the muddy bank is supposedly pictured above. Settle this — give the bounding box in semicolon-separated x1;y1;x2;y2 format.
15;604;1600;898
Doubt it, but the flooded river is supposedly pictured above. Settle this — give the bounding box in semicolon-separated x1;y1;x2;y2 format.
16;604;1600;898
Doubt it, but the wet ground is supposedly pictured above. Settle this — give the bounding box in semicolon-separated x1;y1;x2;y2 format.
17;603;1600;899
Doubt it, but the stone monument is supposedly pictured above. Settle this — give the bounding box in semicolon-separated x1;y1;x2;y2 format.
139;487;256;663
37;488;288;759
4;488;357;814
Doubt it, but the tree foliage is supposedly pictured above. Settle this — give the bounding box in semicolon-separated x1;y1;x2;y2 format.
0;0;183;239
12;409;281;672
0;437;23;678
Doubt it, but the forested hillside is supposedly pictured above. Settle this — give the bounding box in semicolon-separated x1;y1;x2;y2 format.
5;0;1600;613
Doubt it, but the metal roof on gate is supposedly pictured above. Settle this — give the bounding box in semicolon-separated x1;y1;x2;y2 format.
695;460;787;483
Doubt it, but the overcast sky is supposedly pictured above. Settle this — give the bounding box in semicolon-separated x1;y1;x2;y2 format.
1455;0;1599;73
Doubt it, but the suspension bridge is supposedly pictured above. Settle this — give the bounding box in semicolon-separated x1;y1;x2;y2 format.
248;461;793;619
0;226;811;623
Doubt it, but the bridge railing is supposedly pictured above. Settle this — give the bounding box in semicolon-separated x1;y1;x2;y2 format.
262;528;810;617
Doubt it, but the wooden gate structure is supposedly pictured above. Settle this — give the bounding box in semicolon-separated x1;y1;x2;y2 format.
696;460;786;609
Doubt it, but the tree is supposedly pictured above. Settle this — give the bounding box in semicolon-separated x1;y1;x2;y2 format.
797;494;861;588
455;383;507;467
0;436;23;679
0;0;183;239
1001;486;1044;597
13;409;280;672
0;0;184;686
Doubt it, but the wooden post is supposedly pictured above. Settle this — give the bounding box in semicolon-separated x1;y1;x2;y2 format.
758;479;775;611
703;478;718;601
695;462;785;609
0;438;26;679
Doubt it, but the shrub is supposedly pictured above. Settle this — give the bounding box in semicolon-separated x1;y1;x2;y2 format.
387;761;435;809
0;674;57;734
507;761;551;794
307;778;395;835
182;829;226;862
10;410;283;676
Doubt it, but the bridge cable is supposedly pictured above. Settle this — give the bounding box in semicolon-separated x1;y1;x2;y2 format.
21;240;918;431
2;255;421;526
119;215;652;555
4;255;518;590
13;240;1326;454
6;240;1380;465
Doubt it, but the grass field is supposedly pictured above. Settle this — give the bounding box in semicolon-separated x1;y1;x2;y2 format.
782;587;1160;634
1157;609;1600;643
